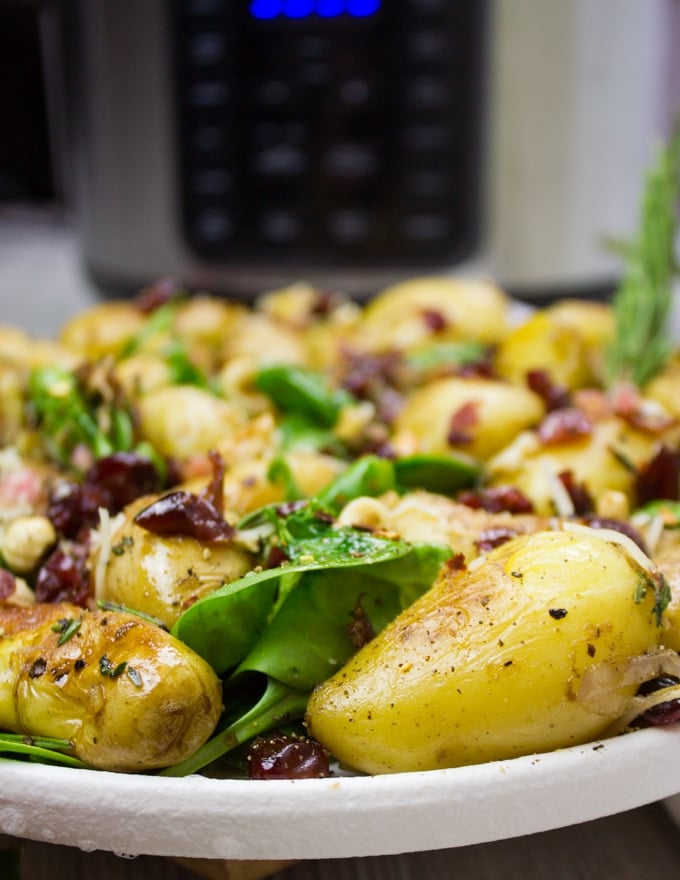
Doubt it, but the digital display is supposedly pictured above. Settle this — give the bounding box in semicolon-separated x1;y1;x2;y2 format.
250;0;381;20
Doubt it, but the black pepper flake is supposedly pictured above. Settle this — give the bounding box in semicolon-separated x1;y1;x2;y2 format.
74;659;86;671
511;571;523;578
504;660;513;667
549;608;568;620
29;658;47;679
587;643;596;657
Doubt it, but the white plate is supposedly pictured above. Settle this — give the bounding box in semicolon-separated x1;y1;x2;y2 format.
1;726;680;860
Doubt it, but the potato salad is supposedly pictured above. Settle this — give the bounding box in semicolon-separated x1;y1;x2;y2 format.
0;110;678;780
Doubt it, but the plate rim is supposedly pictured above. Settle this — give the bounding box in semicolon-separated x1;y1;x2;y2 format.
2;726;680;860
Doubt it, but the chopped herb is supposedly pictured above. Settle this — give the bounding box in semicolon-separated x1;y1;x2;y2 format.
50;617;82;646
96;599;168;630
126;666;143;688
111;535;135;556
99;655;128;678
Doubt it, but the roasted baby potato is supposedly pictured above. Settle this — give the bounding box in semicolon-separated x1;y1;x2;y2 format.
392;377;545;461
0;602;223;771
93;495;255;628
306;527;664;774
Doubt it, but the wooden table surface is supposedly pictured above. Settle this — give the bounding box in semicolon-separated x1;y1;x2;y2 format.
2;206;680;879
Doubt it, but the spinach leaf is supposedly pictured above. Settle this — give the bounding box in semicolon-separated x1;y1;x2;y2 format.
395;452;482;495
172;527;412;673
254;365;355;427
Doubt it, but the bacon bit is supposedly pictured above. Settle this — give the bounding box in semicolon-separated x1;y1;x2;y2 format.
457;486;534;514
200;450;226;514
247;733;331;780
558;470;594;515
447;401;480;446
573;388;613;422
0;466;46;513
421;308;448;333
610;382;676;434
341;350;404;400
134;490;235;542
476;527;518;553
0;569;16;600
348;597;375;648
446;552;467;572
526;369;571;411
538;407;593;446
182;453;216;481
635;446;680;505
135;277;182;314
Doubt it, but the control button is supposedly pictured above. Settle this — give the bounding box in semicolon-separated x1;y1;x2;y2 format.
339;78;372;108
408;30;448;60
401;213;451;242
404;169;450;198
186;0;224;15
327;210;369;244
296;35;330;58
405;77;449;109
324;144;378;178
254;79;293;107
408;0;446;12
190;168;233;197
188;80;230;108
189;32;226;65
195;208;233;243
298;62;330;88
253;145;307;177
403;125;450;151
259;210;301;243
191;125;227;152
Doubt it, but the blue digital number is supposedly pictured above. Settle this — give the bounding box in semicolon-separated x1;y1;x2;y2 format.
250;0;380;19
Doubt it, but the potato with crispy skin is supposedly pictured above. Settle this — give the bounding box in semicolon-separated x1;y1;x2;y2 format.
306;527;663;774
0;602;222;771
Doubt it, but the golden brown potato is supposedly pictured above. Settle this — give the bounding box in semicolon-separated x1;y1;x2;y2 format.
354;276;511;353
306;527;663;774
92;496;255;628
392;377;545;461
58;302;145;359
0;602;222;771
495;300;614;389
136;386;247;460
487;416;672;514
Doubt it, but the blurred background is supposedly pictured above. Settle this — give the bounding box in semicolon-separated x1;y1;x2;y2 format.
0;0;678;301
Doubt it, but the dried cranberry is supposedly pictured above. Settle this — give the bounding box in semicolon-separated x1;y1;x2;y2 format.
476;527;518;553
457;486;534;514
247;733;331;780
134;490;235;542
526;369;571;411
0;569;16;600
635;446;680;506
538;408;593;446
558;470;593;515
199;450;226;514
86;452;161;513
631;698;680;728
35;545;91;607
48;482;109;540
583;515;648;553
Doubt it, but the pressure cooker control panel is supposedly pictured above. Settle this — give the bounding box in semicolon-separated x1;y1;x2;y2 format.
173;0;486;266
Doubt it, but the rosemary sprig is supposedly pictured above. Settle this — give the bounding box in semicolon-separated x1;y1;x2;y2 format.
605;118;680;388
